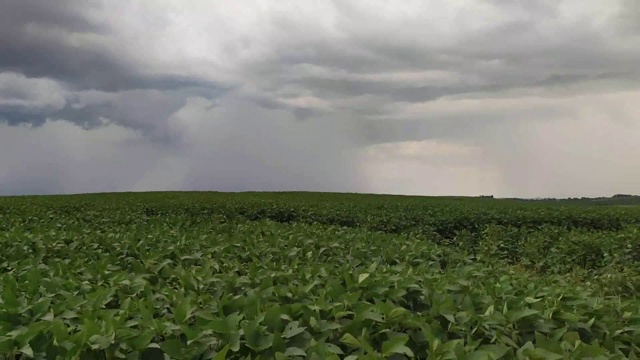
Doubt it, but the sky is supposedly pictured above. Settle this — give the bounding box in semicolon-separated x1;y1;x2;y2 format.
1;0;639;198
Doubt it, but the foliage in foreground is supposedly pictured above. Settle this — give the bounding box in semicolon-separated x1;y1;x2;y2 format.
0;192;639;359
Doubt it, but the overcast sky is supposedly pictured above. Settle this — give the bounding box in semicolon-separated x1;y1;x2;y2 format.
1;0;639;197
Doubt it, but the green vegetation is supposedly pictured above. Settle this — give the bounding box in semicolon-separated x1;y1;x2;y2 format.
1;192;640;359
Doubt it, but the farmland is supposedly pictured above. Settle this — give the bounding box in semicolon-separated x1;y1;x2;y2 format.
1;192;640;359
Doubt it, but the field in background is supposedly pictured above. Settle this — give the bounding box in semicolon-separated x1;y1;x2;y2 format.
1;192;640;359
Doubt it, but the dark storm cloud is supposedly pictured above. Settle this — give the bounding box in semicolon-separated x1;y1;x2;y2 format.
0;0;215;92
0;71;66;125
283;78;493;103
0;0;98;34
3;0;638;134
301;43;634;102
54;86;230;130
53;91;186;131
0;0;115;88
227;1;640;135
0;74;230;134
2;0;640;197
0;0;233;130
0;106;47;127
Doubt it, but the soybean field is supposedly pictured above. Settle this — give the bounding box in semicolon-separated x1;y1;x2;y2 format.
1;192;640;359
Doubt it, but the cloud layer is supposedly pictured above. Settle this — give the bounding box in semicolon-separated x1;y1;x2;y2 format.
1;0;639;197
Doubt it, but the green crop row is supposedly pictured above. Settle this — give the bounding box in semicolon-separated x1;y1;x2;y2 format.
2;192;640;237
1;192;639;359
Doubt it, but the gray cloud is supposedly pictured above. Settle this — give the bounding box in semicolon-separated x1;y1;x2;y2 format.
0;0;123;90
1;0;639;197
0;72;67;125
0;0;233;133
618;0;640;33
0;0;219;92
0;98;368;195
